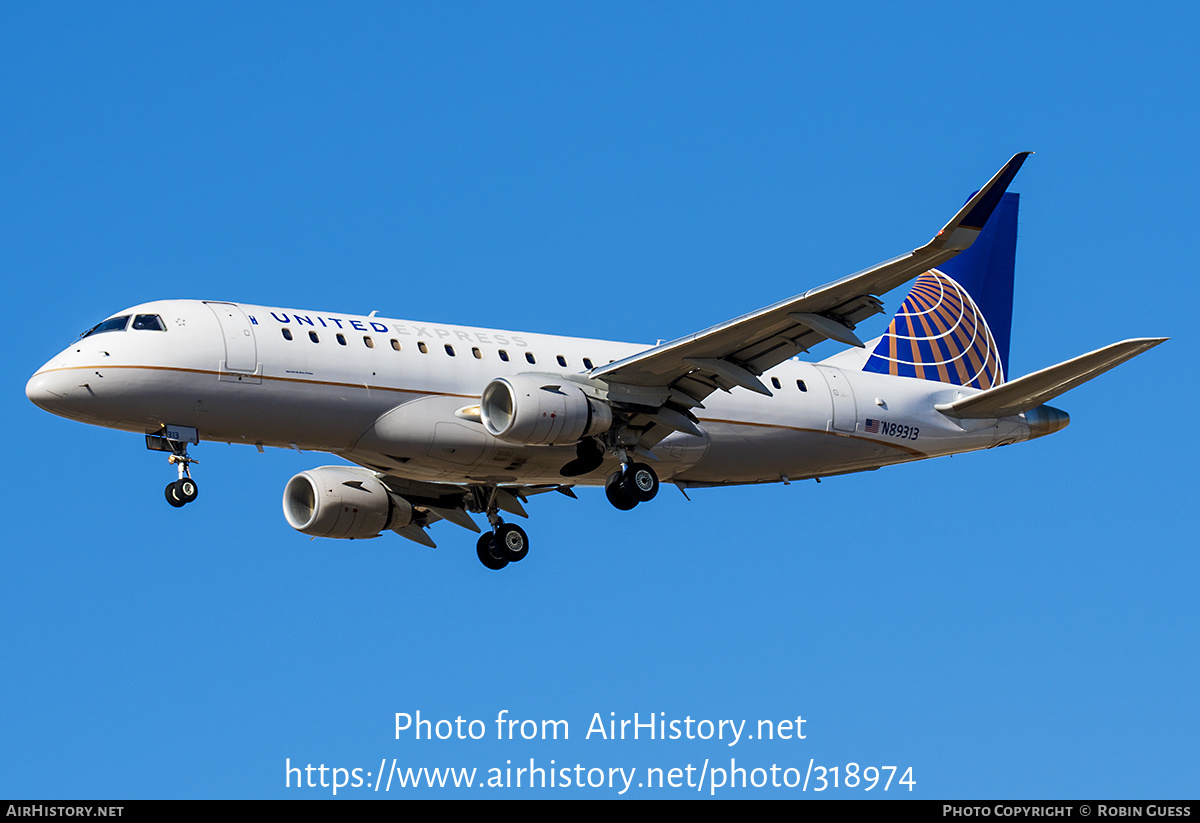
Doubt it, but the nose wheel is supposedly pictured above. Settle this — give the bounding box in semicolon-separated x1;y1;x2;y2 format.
165;476;199;507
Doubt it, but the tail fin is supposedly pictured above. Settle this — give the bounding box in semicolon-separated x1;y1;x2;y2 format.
862;191;1019;389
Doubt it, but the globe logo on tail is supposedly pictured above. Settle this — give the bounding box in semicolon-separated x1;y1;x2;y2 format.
863;270;1005;389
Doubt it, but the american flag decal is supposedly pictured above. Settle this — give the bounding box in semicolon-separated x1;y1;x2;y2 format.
865;419;880;434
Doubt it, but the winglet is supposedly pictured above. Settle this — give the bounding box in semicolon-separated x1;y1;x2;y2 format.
926;152;1032;252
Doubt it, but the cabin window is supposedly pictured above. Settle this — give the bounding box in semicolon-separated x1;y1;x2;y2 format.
556;355;567;367
498;350;509;362
309;331;320;343
336;333;347;346
525;352;536;364
771;377;781;389
132;314;166;331
282;328;293;341
364;336;374;348
391;339;401;351
796;380;807;392
418;342;428;354
583;358;594;370
82;316;130;337
472;347;482;359
444;344;455;356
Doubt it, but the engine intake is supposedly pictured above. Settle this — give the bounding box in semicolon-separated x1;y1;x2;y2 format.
480;374;613;446
282;466;412;539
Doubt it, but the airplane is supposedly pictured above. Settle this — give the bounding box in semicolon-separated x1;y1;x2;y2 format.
26;153;1165;570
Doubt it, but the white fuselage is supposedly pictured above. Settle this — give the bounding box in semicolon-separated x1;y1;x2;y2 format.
26;299;1040;489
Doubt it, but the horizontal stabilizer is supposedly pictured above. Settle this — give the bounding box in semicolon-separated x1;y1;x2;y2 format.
935;338;1166;419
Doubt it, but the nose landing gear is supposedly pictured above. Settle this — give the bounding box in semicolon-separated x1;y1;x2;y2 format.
164;449;200;507
147;426;201;508
145;427;202;508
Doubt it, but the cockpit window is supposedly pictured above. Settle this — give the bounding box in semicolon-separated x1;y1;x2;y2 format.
132;314;166;331
81;315;130;338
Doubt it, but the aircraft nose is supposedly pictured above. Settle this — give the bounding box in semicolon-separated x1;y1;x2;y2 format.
26;370;63;412
25;367;83;416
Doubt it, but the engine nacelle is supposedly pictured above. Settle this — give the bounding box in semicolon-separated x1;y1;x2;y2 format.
480;374;613;446
282;466;413;539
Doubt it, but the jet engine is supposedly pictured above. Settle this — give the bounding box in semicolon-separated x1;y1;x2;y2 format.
282;466;413;539
480;374;613;446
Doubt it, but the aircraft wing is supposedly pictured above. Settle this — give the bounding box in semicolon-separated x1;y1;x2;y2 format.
591;153;1031;406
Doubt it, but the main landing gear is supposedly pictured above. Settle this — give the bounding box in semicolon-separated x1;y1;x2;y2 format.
473;486;530;571
472;458;656;569
604;462;659;511
475;522;529;571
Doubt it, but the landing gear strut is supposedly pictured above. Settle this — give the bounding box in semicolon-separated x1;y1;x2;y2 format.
163;444;199;508
605;461;659;510
473;487;530;570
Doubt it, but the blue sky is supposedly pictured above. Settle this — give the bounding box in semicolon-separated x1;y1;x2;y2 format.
2;2;1196;799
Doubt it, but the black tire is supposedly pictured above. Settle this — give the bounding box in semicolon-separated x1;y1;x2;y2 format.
165;482;186;508
476;532;509;570
623;463;659;502
605;472;638;511
174;477;198;504
496;523;529;562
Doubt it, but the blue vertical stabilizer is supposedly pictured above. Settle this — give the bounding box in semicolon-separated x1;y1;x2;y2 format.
862;191;1019;388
